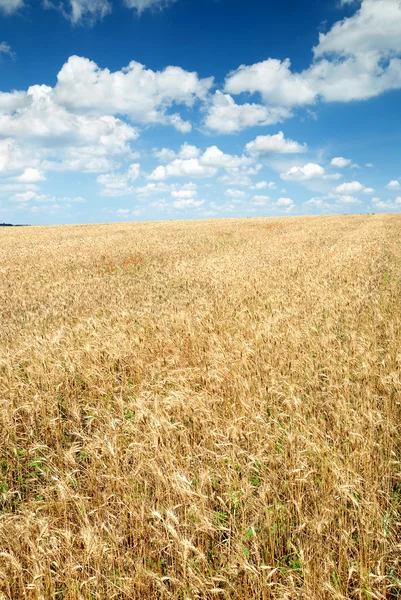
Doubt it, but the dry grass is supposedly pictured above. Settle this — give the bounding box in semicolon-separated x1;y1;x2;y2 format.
0;214;400;600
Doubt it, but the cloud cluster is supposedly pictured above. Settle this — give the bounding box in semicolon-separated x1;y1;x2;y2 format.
372;196;401;210
55;56;212;131
220;0;401;113
330;157;352;168
149;143;251;180
281;163;325;181
386;179;400;190
245;132;307;155
335;181;374;193
204;92;292;134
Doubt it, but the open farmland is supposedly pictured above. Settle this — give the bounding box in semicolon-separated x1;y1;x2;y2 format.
0;214;400;599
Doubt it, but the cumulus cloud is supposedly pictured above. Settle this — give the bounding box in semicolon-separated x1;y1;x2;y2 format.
0;55;215;182
116;208;131;217
252;194;270;206
314;0;401;59
372;196;401;210
337;194;360;204
54;55;212;131
335;180;373;193
172;197;204;209
149;144;251;180
201;145;251;169
149;159;216;180
225;58;316;107
97;163;140;196
225;188;245;198
219;173;252;187
386;179;400;189
15;168;45;183
305;197;332;209
153;148;177;163
0;83;138;176
204;91;292;134
135;182;170;196
0;0;23;14
330;156;352;167
250;180;276;190
222;1;401;112
178;143;200;159
275;197;294;210
171;183;197;198
281;163;325;181
245;131;307;155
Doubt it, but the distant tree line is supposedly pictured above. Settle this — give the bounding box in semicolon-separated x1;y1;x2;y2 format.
0;223;29;227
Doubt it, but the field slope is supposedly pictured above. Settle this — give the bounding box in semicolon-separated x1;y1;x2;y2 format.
0;215;400;599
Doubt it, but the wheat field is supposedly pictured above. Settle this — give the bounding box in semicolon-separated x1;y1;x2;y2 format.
0;215;400;600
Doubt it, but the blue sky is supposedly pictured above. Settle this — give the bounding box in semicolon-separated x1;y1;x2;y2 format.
0;0;400;224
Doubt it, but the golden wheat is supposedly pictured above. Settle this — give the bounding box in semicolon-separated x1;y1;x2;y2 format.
0;214;400;599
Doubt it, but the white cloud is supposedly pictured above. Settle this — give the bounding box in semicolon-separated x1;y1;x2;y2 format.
250;180;276;190
124;0;176;16
225;58;316;107
116;208;131;218
54;55;212;131
324;172;342;180
54;0;112;24
386;179;400;189
221;1;401;111
0;0;23;14
330;156;352;167
274;197;294;211
0;84;138;175
201;145;251;169
314;0;401;59
149;159;216;180
252;194;270;206
172;198;204;209
245;131;307;155
372;196;401;210
11;191;51;203
178;143;200;159
308;0;401;102
335;180;373;193
171;183;197;199
306;197;332;209
225;188;245;198
15;168;45;183
149;144;250;180
0;42;15;59
0;84;137;147
10;190;86;204
204;91;292;134
337;195;360;204
97;163;140;196
135;182;170;196
281;163;325;181
219;173;252;187
153;148;176;163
